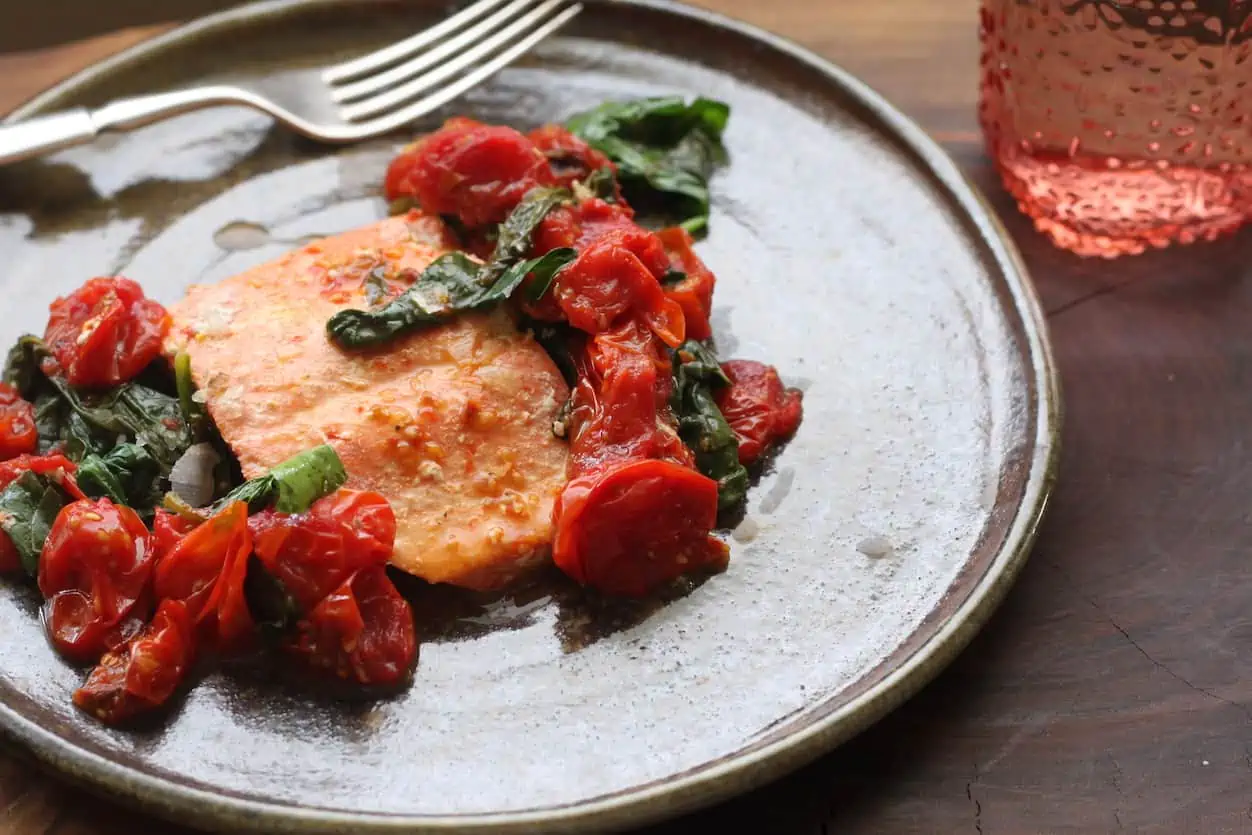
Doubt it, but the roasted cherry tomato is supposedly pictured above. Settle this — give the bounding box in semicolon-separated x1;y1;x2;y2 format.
715;360;804;466
657;226;716;342
568;345;659;474
152;510;199;560
73;598;195;725
527;125;620;194
0;453;84;497
288;566;416;687
153;501;253;651
0;537;19;575
43;277;171;389
39;498;155;663
249;489;395;612
533;199;641;257
553;459;728;597
0;383;37;462
555;228;685;347
0;454;85;575
384;118;555;229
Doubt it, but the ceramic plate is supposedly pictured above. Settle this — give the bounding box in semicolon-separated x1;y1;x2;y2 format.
0;1;1060;832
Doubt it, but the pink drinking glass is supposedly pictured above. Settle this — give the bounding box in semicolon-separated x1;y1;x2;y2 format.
979;0;1252;257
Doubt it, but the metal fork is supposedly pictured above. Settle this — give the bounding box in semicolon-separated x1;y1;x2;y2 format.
0;0;582;166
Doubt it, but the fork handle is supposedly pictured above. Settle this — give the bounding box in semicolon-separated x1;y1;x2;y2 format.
0;109;98;166
0;88;248;166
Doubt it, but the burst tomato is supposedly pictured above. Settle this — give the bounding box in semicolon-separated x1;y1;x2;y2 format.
554;228;685;347
152;510;199;560
384;118;555;229
0;383;36;462
43;277;170;388
0;454;85;575
288;566;416;687
715;360;804;466
39;498;155;662
656;226;716;342
153;501;253;651
0;453;83;496
553;459;727;597
73;598;195;725
249;489;395;612
527;125;620;194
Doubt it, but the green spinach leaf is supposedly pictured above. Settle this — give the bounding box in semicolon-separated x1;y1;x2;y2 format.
243;554;301;643
520;248;578;302
566;96;730;234
670;340;748;515
2;336;43;396
327;189;575;350
486;187;568;283
3;336;194;511
211;444;347;515
77;444;161;509
0;471;70;577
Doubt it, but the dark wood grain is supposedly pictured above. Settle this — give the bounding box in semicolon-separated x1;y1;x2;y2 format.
3;1;1252;833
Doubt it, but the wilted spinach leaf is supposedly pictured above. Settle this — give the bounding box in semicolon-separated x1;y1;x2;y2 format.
77;444;161;509
2;336;194;510
243;554;301;643
327;188;575;350
0;471;71;577
486;187;568;283
566;96;730;235
671;340;748;516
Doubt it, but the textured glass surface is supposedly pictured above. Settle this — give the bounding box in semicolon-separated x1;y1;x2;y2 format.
980;0;1252;256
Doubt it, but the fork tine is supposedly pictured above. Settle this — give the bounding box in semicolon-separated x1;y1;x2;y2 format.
332;0;541;104
347;3;583;137
339;0;573;123
323;0;515;84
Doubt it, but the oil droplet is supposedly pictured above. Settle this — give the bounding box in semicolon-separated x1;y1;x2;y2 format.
857;535;893;558
213;220;271;251
732;517;759;543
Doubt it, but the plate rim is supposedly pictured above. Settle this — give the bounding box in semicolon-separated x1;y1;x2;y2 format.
1;1;1063;832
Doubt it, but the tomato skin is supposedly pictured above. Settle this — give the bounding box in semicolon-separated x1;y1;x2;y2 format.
43;277;170;389
656;226;716;342
384;119;555;229
249;489;395;612
555;229;686;347
0;537;19;575
73;598;195;725
0;383;37;462
0;454;85;574
39;499;155;663
152;510;198;561
153;501;254;651
565;321;696;475
527;125;621;195
288;566;417;687
553;459;727;597
0;453;85;499
715;360;804;466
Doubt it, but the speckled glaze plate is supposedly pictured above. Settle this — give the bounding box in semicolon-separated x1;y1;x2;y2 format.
0;1;1060;832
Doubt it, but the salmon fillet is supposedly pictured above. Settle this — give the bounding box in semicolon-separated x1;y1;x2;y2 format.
164;214;570;591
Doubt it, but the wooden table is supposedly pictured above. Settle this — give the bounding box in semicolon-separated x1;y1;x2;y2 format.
3;1;1251;832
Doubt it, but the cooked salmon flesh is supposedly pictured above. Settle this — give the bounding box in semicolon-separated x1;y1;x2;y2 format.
164;214;570;591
